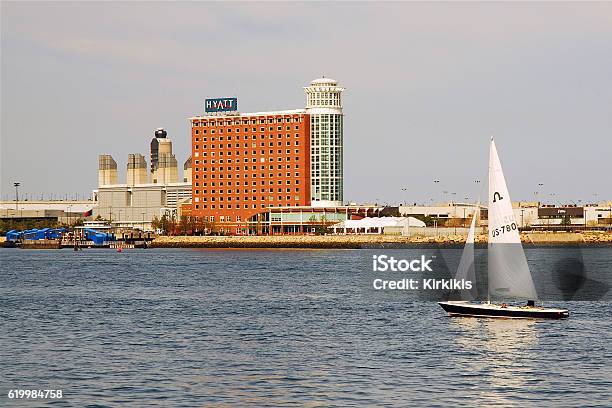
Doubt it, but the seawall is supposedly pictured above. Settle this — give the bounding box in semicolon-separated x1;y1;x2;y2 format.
151;232;612;249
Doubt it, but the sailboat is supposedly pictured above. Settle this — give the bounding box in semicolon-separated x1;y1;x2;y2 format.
438;138;569;319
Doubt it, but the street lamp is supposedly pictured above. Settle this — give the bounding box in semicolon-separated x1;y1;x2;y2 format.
13;182;20;212
535;183;543;204
401;188;408;206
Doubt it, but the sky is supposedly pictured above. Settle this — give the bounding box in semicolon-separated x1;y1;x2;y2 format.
1;2;611;205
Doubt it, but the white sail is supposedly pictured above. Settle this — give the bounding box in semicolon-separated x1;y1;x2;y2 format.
455;212;478;300
488;139;538;300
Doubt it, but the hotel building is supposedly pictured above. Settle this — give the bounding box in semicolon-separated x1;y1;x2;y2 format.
189;110;311;233
189;77;345;234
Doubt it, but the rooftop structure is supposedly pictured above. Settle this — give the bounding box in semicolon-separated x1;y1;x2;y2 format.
127;153;148;186
98;155;118;187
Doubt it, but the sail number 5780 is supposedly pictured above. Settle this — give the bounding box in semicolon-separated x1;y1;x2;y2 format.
491;222;518;237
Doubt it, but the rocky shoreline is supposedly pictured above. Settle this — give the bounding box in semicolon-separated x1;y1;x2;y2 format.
151;232;612;249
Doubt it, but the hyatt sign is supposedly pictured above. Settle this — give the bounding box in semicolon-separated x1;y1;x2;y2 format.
205;97;238;113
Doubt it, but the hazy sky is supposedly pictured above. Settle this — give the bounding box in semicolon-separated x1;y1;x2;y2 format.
2;2;611;205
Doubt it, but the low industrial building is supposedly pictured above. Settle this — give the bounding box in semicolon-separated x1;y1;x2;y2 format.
399;203;483;221
0;200;94;225
400;201;612;229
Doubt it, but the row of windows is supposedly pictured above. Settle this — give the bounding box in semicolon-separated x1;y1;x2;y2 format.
196;188;300;194
311;148;342;155
194;126;302;135
194;134;302;142
198;172;302;179
195;151;300;159
197;164;300;171
194;179;306;188
195;141;300;150
195;174;301;182
196;216;244;223
196;157;300;165
192;116;304;127
196;195;301;203
193;202;302;210
307;92;342;107
311;114;342;122
192;156;301;166
197;216;241;222
194;149;302;158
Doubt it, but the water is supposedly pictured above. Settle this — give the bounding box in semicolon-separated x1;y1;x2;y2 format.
1;248;611;407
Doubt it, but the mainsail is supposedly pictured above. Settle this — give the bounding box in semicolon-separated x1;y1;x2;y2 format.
488;139;538;300
455;212;478;300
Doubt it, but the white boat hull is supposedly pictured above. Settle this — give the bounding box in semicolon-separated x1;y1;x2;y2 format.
438;301;569;319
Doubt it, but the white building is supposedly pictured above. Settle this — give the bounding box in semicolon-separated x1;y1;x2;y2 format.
93;182;191;230
332;217;426;235
304;77;345;207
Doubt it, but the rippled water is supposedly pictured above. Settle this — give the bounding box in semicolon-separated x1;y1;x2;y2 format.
1;248;611;407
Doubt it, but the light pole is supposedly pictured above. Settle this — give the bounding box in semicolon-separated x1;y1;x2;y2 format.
535;183;543;205
474;180;481;203
434;180;440;203
464;196;469;227
142;212;146;231
401;188;408;206
13;182;20;212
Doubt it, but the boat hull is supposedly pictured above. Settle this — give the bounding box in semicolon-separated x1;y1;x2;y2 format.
438;301;569;319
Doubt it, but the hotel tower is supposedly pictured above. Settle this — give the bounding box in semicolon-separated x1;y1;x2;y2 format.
304;77;345;207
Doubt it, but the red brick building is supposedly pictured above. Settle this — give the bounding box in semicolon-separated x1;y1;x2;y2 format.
189;110;311;234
